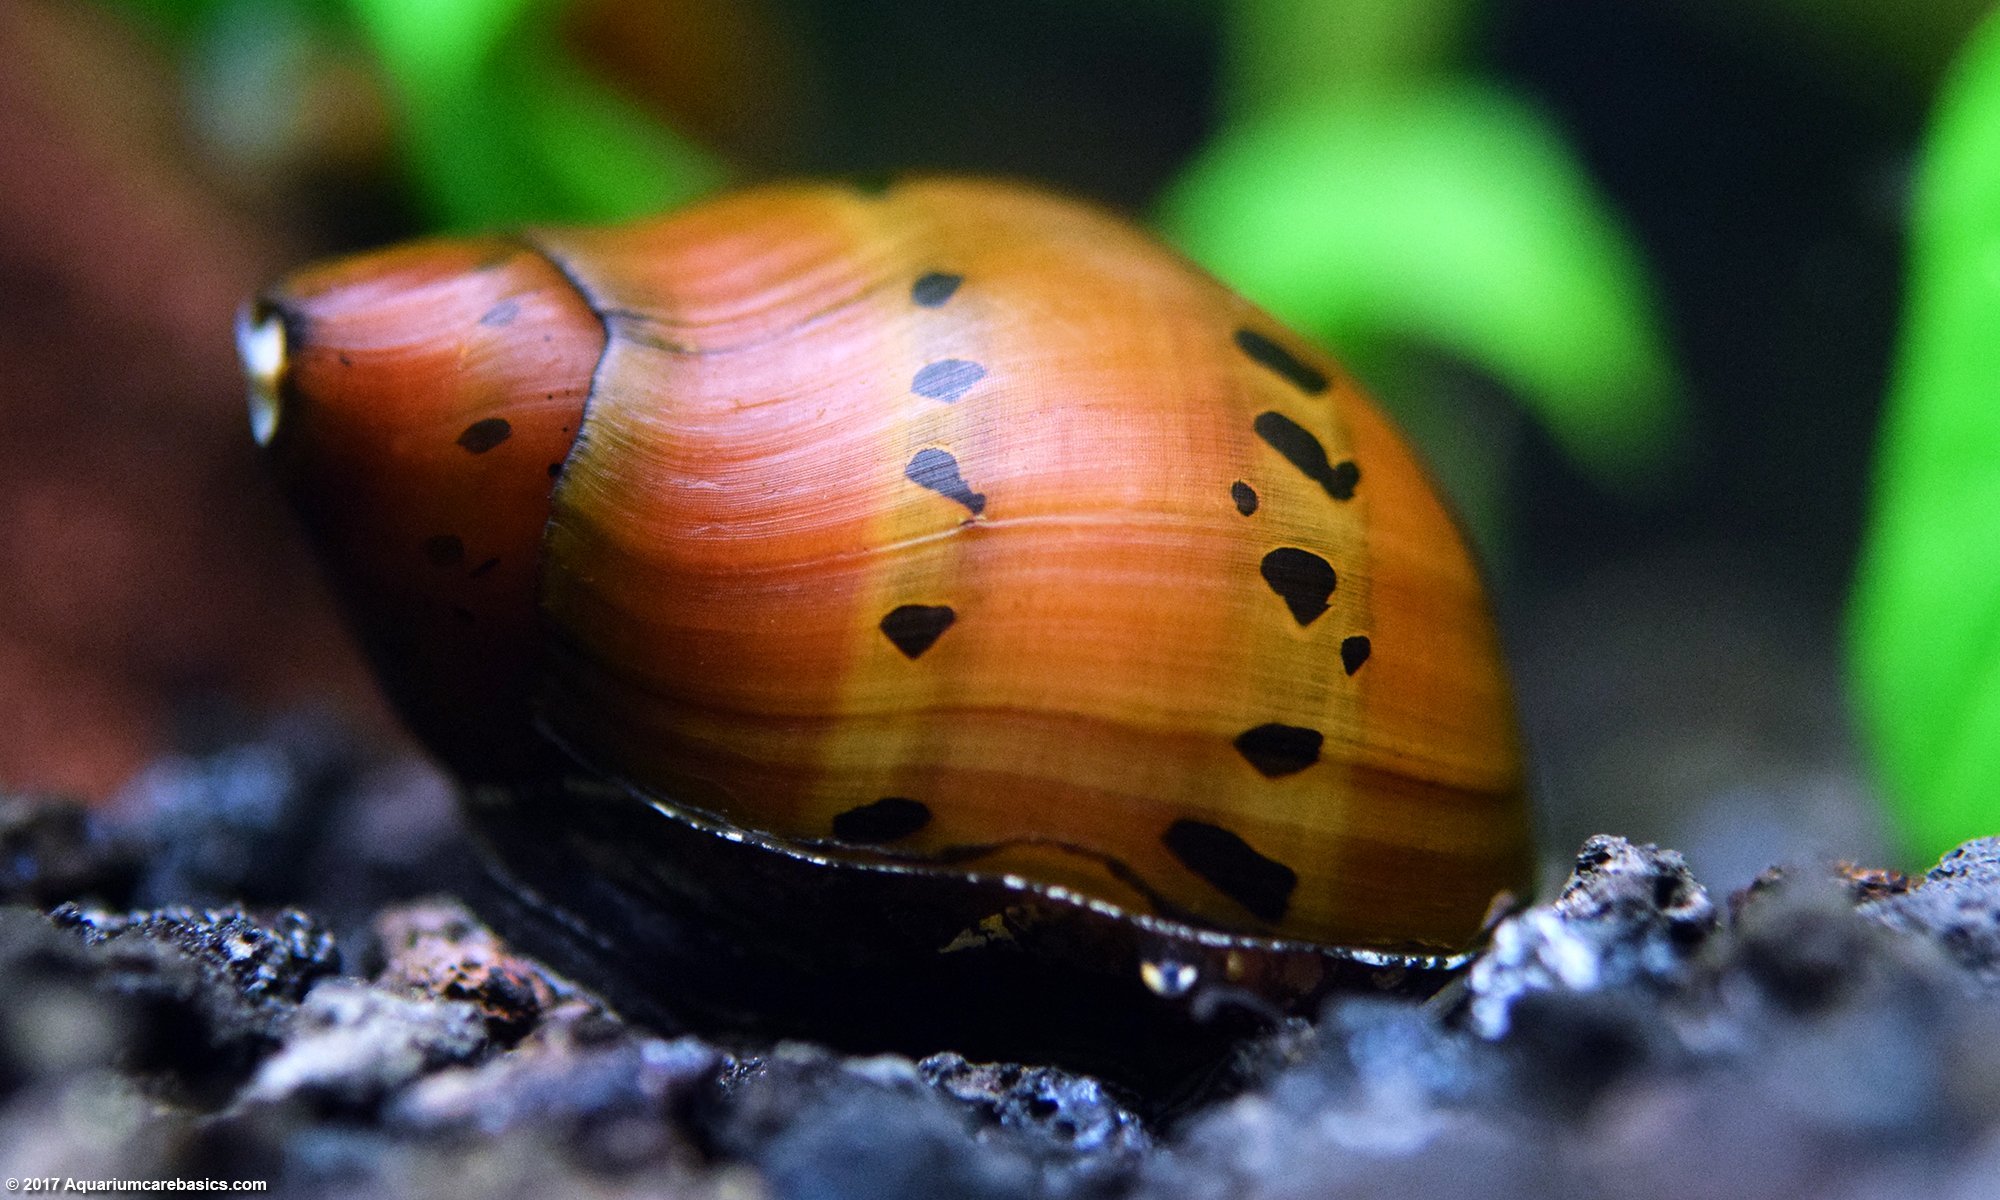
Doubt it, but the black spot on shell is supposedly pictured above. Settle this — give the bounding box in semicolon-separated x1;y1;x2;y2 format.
912;359;987;403
1233;723;1323;778
832;797;932;843
1231;481;1258;516
548;462;564;478
1260;548;1335;626
1162;819;1298;923
906;449;986;515
457;418;513;454
1341;635;1372;675
1235;328;1329;395
478;299;520;327
912;273;963;307
422;534;464;567
1253;411;1359;501
880;604;956;659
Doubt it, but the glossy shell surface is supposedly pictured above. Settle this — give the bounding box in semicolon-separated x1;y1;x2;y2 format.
256;178;1530;966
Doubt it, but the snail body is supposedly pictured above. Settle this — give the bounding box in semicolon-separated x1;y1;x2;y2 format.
248;178;1530;1073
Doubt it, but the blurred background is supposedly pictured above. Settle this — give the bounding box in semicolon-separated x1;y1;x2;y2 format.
4;0;1994;891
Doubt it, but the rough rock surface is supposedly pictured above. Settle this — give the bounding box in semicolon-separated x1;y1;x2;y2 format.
1864;837;2000;990
6;724;2000;1198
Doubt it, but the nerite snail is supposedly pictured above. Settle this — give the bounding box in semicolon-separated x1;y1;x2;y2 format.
243;178;1531;1078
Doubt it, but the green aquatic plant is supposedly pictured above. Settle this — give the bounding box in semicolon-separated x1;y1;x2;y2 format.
116;0;724;229
1851;9;2000;863
344;0;724;228
1160;0;1682;553
1162;84;1680;494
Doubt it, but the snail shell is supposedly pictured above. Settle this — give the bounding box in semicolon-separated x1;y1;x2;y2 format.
247;178;1531;1065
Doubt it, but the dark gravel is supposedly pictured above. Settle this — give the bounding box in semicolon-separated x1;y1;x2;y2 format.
4;721;2000;1199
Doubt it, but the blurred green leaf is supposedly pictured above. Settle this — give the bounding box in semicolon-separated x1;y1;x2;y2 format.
346;0;537;82
343;0;726;228
1159;82;1683;495
1849;9;2000;862
504;39;726;223
1223;0;1475;114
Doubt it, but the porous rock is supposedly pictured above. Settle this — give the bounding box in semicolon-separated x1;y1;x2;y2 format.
40;902;339;1102
1863;836;2000;991
920;1052;1152;1162
1464;834;1717;1041
16;755;2000;1200
701;1042;1146;1200
240;980;489;1112
1135;839;2000;1200
389;1003;717;1142
374;899;560;1041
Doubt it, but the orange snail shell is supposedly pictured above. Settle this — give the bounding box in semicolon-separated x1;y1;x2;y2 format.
246;178;1531;1046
